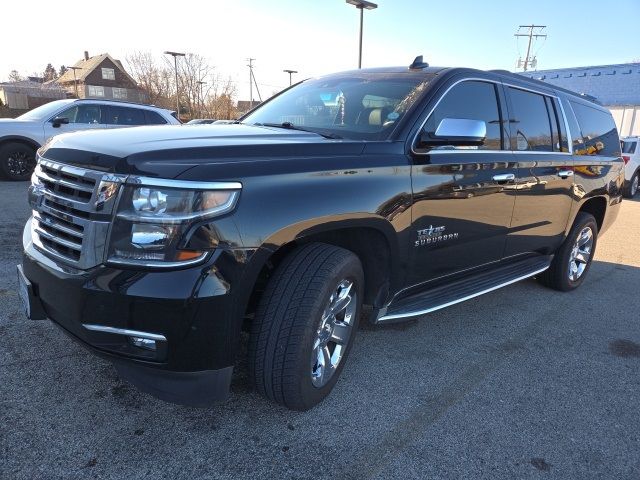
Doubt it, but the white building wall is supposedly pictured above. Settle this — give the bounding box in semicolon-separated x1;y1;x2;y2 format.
609;106;640;137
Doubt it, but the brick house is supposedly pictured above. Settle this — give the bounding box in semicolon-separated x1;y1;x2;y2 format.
55;52;148;103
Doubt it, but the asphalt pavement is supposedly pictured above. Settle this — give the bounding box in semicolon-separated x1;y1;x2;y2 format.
1;180;639;479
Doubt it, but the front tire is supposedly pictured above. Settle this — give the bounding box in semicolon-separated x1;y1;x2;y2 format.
0;142;36;181
248;243;364;411
539;212;598;291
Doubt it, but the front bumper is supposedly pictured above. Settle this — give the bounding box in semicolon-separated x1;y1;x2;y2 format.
21;223;254;406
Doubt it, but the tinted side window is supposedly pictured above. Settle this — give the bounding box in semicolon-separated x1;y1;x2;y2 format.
570;102;620;157
106;106;146;126
58;105;103;124
561;98;585;153
144;110;167;125
622;140;637;154
508;87;553;152
424;81;502;150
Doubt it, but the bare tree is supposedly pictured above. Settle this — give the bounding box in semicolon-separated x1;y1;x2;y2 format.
175;53;214;118
204;75;239;120
8;70;23;82
126;51;174;109
126;51;238;120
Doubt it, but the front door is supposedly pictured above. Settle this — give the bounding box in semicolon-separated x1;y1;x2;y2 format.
44;103;106;141
408;79;517;286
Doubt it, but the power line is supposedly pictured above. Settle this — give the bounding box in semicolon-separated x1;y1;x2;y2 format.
515;25;547;71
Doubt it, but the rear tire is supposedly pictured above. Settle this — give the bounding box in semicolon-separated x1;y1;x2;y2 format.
623;171;639;198
0;142;36;181
248;243;364;411
539;212;598;291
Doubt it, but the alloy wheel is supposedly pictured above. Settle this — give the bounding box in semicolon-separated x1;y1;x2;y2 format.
631;175;639;197
568;226;594;282
7;151;32;177
310;279;357;388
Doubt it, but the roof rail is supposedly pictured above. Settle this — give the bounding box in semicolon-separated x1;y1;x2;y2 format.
578;93;602;105
487;69;514;75
485;69;604;106
75;98;162;108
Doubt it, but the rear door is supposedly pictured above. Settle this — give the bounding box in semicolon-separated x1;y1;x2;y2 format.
408;78;517;285
502;86;575;257
104;106;147;128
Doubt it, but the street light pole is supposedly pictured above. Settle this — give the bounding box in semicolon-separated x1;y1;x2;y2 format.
66;66;82;98
197;81;206;118
345;0;377;69
164;51;186;119
283;69;298;86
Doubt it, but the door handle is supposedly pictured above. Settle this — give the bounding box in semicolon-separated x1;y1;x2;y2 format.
492;173;515;183
557;170;574;179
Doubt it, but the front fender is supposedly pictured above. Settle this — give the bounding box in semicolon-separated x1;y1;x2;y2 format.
0;134;41;150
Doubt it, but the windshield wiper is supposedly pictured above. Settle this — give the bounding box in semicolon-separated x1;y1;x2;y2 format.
255;122;342;139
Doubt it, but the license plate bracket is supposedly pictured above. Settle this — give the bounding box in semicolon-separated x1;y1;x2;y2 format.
16;265;46;320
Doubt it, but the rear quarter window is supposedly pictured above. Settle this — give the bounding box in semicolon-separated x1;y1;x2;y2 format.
570;102;620;157
622;140;637;154
145;110;168;125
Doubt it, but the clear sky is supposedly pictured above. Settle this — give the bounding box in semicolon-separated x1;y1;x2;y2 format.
2;0;639;100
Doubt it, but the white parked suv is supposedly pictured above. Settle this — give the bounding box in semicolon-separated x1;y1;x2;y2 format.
622;136;640;198
0;99;180;180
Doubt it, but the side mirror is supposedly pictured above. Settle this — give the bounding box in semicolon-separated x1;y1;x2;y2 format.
420;118;486;147
51;117;70;128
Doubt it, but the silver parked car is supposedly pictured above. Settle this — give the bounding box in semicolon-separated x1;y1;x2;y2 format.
0;99;180;180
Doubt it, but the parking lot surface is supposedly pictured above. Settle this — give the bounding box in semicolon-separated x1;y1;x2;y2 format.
1;180;639;479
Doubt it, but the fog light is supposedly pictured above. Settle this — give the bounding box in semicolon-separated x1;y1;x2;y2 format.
130;336;157;351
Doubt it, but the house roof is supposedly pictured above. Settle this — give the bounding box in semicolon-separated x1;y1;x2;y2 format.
57;53;137;86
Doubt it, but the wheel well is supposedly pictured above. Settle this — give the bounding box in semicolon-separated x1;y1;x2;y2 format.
0;137;40;153
578;197;606;232
245;227;392;318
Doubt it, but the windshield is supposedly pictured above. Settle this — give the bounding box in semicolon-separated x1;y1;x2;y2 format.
242;72;436;140
17;100;74;121
622;140;637;154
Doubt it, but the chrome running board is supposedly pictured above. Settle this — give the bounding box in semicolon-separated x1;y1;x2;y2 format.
376;256;550;323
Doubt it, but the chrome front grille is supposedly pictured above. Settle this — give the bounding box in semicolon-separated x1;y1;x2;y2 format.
29;158;126;269
36;163;96;203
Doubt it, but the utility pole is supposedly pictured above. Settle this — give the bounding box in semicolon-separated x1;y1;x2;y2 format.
164;51;186;118
247;58;255;109
247;58;262;109
515;25;547;71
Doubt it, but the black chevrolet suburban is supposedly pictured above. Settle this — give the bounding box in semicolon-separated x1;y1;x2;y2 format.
18;59;624;410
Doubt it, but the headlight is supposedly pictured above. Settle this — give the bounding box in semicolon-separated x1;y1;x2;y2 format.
107;178;241;267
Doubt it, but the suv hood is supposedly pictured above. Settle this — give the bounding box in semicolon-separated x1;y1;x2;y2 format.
41;124;366;178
